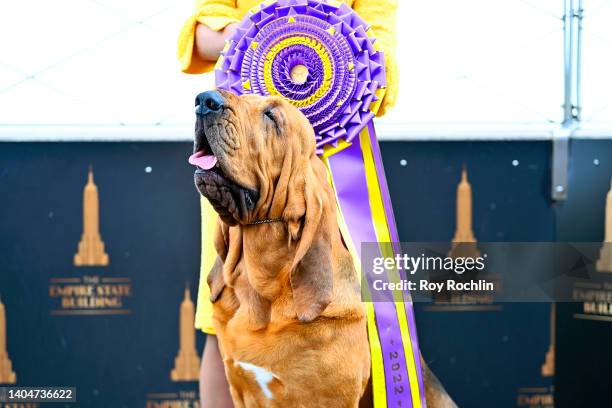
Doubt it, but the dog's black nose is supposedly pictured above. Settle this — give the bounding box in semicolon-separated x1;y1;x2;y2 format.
195;91;224;116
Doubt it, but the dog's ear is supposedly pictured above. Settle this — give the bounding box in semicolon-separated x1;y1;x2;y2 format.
285;157;333;322
209;219;243;302
281;154;307;242
291;229;333;322
213;219;229;260
208;257;225;302
208;220;228;302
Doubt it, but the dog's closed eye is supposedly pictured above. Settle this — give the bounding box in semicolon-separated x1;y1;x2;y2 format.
264;108;276;120
263;108;281;134
264;109;276;122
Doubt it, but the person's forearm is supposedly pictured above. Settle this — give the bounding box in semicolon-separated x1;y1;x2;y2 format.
195;23;238;62
200;335;233;408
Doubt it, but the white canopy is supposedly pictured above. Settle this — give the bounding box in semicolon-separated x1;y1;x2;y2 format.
0;0;611;138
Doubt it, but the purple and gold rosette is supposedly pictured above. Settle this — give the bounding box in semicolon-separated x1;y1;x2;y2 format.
215;0;385;153
215;1;426;406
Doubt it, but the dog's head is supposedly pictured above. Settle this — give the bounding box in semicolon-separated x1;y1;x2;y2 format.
191;90;335;321
190;90;318;225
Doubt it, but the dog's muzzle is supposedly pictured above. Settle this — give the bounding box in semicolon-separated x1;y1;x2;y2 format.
190;91;225;171
190;90;258;225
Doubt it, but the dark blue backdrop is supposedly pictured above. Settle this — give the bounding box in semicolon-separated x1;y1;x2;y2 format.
1;139;611;407
382;141;554;408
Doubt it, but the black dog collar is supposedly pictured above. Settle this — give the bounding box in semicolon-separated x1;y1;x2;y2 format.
247;218;284;225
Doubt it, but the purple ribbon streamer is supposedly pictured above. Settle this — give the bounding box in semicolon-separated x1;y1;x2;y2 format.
328;138;414;407
366;122;427;407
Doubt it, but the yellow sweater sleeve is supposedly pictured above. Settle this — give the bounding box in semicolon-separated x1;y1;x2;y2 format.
194;197;219;334
352;0;399;116
177;0;241;74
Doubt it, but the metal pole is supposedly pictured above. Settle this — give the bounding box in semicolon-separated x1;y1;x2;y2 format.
575;0;583;122
562;0;573;125
553;0;583;201
562;0;583;125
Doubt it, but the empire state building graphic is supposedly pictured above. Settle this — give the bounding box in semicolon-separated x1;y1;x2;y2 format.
596;179;612;272
0;296;16;384
449;166;480;258
541;303;555;377
171;287;201;381
74;167;109;266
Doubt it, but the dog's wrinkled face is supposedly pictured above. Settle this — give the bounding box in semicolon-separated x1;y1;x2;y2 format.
190;90;315;225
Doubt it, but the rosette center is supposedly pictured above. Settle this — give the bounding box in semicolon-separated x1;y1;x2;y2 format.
290;64;309;84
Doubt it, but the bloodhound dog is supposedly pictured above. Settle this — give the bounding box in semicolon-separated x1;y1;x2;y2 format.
190;90;456;408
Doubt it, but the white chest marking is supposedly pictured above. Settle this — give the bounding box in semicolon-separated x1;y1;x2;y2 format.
236;361;277;399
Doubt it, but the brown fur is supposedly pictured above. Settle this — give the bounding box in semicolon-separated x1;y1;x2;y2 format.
196;91;455;407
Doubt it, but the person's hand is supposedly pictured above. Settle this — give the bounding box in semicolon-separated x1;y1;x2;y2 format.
223;22;238;39
195;22;239;62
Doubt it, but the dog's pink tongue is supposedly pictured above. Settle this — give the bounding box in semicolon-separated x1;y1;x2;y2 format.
188;151;217;170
